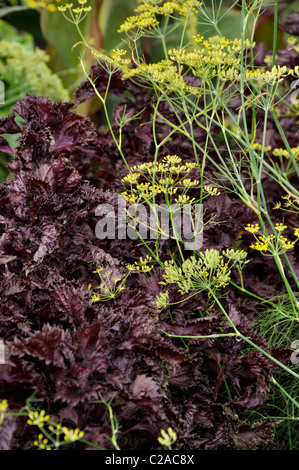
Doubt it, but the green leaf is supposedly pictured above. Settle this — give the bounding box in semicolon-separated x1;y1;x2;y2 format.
99;0;137;52
40;5;96;90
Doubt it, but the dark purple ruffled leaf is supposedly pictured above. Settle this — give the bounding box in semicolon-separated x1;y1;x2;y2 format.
279;11;299;35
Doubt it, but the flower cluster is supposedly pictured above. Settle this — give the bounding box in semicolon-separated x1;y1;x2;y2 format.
27;0;59;12
222;248;248;263
61;426;85;442
159;248;248;298
169;36;253;80
89;268;127;303
273;194;299;213
286;35;299;53
122;183;162;203
118;1;203;34
272;147;299;161
27;409;50;427
109;48;131;69
31;421;84;449
57;1;92;22
175;194;196;205
156;291;169;309
135;1;177;17
244;223;299;254
121;59;200;94
126;255;154;274
25;403;86;450
218;64;291;86
121;156;200;203
251;142;272;152
203;185;221;196
0;399;8;426
245;223;261;234
28;0;90;12
113;18;291;95
168;36;290;90
33;434;52;450
158;427;177;449
118;11;159;33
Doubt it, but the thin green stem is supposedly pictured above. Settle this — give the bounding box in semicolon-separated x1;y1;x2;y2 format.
79;59;131;173
272;0;278;68
271;109;299;178
229;280;279;307
161;331;238;340
271;377;299;410
211;292;299;381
